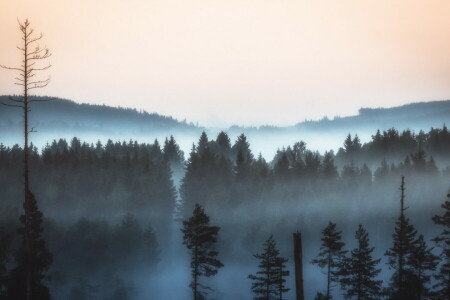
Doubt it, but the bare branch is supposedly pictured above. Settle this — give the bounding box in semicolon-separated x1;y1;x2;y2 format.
26;32;43;46
0;65;24;72
25;29;35;39
28;81;50;90
0;101;23;108
14;82;26;86
28;51;52;61
30;64;51;71
8;96;24;103
28;77;51;85
16;46;26;51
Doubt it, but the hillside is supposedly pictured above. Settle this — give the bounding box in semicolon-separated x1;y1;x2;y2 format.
1;96;449;157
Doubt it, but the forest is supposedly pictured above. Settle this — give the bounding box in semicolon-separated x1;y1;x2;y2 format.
1;126;450;299
0;13;450;300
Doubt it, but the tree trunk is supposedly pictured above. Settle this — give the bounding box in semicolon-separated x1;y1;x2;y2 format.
23;25;32;300
293;232;304;300
193;249;198;300
327;252;331;300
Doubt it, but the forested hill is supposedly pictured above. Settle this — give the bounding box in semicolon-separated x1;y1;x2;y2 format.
297;100;450;131
1;95;449;156
0;95;199;134
228;99;450;133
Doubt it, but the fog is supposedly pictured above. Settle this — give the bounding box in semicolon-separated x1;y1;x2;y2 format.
1;125;449;299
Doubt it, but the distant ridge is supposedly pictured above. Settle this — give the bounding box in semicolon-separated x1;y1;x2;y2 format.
0;95;199;133
294;100;450;131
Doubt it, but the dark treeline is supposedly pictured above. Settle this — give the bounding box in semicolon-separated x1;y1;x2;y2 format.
334;125;450;167
0;136;183;220
0;127;450;299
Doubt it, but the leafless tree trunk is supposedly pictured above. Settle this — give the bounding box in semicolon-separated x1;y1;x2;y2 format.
293;231;305;300
1;18;52;300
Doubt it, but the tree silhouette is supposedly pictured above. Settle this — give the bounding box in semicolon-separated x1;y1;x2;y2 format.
408;235;438;300
0;228;12;299
0;19;52;300
341;224;382;300
248;236;290;300
181;204;223;300
385;176;418;300
311;222;347;299
7;191;53;300
432;191;450;300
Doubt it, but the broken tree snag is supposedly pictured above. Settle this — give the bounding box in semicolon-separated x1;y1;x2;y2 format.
293;231;305;300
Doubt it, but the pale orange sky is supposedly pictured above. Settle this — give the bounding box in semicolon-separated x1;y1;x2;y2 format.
1;0;449;127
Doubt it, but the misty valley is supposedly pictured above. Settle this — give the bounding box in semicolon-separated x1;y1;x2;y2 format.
1;126;450;299
0;6;449;300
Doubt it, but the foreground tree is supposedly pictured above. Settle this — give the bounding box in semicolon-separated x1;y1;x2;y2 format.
432;191;450;300
385;176;418;300
1;19;52;300
248;236;290;300
0;228;12;299
341;224;382;300
311;222;347;299
181;204;223;300
408;235;438;300
7;191;53;300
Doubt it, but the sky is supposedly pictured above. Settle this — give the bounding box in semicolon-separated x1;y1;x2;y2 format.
0;0;449;127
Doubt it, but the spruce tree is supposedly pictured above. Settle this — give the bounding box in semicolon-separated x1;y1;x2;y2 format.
163;135;184;169
275;256;290;300
431;192;450;300
248;236;289;300
408;235;438;300
385;176;418;300
197;132;209;154
341;224;382;300
311;222;347;299
0;228;11;299
7;191;53;300
181;204;223;300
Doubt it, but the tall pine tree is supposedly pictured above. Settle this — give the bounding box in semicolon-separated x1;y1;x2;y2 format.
0;228;11;299
408;235;438;300
432;191;450;300
248;236;289;300
341;224;382;300
7;191;53;300
311;222;347;300
181;204;223;300
385;176;418;300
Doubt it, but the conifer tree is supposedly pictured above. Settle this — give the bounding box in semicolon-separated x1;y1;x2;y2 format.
341;224;382;300
181;204;223;300
0;228;11;299
1;19;53;300
215;131;232;157
276;256;290;300
197;132;209;154
408;235;438;300
321;151;338;180
311;222;347;299
431;191;450;300
163;135;184;169
232;134;254;161
248;236;289;300
385;176;418;300
7;191;53;300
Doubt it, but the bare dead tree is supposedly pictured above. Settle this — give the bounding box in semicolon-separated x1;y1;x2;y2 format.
0;18;52;300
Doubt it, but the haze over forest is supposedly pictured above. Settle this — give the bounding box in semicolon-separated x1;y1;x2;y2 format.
1;1;449;299
1;94;450;299
1;96;449;159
